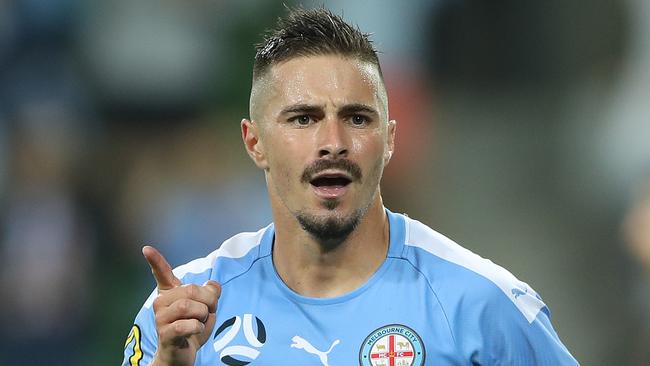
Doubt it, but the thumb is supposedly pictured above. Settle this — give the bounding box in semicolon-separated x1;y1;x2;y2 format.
198;281;221;347
203;280;222;313
142;245;182;291
198;312;217;346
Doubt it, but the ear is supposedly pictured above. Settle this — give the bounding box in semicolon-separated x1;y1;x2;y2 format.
384;119;397;165
241;118;269;170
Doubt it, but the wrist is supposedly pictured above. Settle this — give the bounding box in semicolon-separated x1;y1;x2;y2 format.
149;352;187;366
148;352;166;366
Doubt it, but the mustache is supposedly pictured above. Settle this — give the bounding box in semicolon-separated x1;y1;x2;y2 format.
300;159;362;184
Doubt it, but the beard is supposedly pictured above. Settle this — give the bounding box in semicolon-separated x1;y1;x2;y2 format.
290;155;384;250
295;207;364;251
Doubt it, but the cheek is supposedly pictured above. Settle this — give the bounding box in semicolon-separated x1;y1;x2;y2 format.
351;132;386;163
265;133;306;179
364;150;387;183
268;154;294;184
360;134;389;180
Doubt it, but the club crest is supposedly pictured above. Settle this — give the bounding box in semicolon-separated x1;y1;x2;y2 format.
359;324;425;366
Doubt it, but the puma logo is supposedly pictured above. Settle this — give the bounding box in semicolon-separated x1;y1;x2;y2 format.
290;335;340;366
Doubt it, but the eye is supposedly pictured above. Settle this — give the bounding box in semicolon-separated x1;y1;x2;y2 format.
291;115;313;126
351;115;368;126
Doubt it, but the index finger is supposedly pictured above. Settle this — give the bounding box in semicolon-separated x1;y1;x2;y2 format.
142;245;182;291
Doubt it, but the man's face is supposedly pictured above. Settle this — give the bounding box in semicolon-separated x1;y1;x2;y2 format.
245;55;395;245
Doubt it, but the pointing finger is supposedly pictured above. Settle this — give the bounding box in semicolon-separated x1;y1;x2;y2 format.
142;245;182;291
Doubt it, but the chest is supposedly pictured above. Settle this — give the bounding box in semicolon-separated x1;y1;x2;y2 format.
196;264;461;365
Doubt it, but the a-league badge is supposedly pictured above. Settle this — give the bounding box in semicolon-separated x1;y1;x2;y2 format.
359;324;425;366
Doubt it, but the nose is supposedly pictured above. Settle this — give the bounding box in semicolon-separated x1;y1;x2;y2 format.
317;118;349;159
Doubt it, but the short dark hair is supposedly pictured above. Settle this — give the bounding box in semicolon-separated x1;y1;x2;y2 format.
253;8;382;80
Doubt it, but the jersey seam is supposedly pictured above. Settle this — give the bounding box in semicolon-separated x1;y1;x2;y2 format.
398;248;464;361
218;250;272;287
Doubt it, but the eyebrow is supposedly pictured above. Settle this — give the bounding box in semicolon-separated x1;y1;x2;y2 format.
279;103;379;118
337;103;379;118
279;104;324;116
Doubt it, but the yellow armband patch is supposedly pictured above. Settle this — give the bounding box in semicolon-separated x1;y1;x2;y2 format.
124;325;143;366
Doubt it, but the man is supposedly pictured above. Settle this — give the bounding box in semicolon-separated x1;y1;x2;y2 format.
122;8;578;366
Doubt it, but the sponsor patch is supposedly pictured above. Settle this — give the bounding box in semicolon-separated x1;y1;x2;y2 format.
213;314;266;366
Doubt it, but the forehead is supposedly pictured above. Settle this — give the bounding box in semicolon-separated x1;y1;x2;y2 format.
261;55;387;115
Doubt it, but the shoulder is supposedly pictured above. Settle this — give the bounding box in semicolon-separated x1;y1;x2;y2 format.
174;226;270;283
395;215;580;364
400;215;546;323
143;225;270;309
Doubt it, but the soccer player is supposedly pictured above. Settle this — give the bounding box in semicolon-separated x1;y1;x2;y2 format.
122;8;578;366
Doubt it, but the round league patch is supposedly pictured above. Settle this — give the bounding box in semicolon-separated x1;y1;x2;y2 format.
359;324;425;366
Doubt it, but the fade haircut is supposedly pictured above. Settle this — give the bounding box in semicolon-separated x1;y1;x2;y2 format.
253;7;382;81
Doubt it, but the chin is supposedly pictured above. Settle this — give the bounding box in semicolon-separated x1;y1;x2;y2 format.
295;207;362;249
321;198;340;211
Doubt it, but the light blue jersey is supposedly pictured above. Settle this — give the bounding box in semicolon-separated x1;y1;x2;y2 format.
122;209;578;365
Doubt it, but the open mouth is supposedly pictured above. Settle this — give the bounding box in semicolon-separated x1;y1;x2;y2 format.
310;176;352;188
309;173;352;199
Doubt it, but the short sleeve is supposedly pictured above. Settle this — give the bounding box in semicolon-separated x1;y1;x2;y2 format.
121;289;158;366
471;287;579;365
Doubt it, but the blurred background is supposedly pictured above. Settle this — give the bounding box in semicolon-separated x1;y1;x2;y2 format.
0;0;648;364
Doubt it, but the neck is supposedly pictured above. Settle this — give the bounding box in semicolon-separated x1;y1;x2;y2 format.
272;197;389;298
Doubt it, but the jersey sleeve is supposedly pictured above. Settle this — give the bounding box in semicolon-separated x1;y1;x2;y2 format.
467;285;579;365
121;289;158;366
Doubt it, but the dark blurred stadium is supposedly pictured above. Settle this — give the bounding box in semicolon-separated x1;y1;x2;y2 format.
0;1;648;365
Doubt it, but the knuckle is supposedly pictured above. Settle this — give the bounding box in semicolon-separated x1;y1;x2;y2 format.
177;298;191;314
173;321;185;335
185;284;199;298
158;324;170;340
191;319;204;333
154;313;164;328
152;296;163;311
200;302;209;314
206;285;218;298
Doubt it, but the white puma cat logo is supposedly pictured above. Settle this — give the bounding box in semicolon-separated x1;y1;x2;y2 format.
290;335;340;366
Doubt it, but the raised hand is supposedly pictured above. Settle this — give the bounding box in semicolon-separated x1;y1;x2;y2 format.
142;246;221;366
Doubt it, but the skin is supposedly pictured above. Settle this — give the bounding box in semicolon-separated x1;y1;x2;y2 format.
143;54;396;365
143;246;221;366
242;54;397;297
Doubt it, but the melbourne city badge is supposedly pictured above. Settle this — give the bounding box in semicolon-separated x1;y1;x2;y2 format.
359;324;425;366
